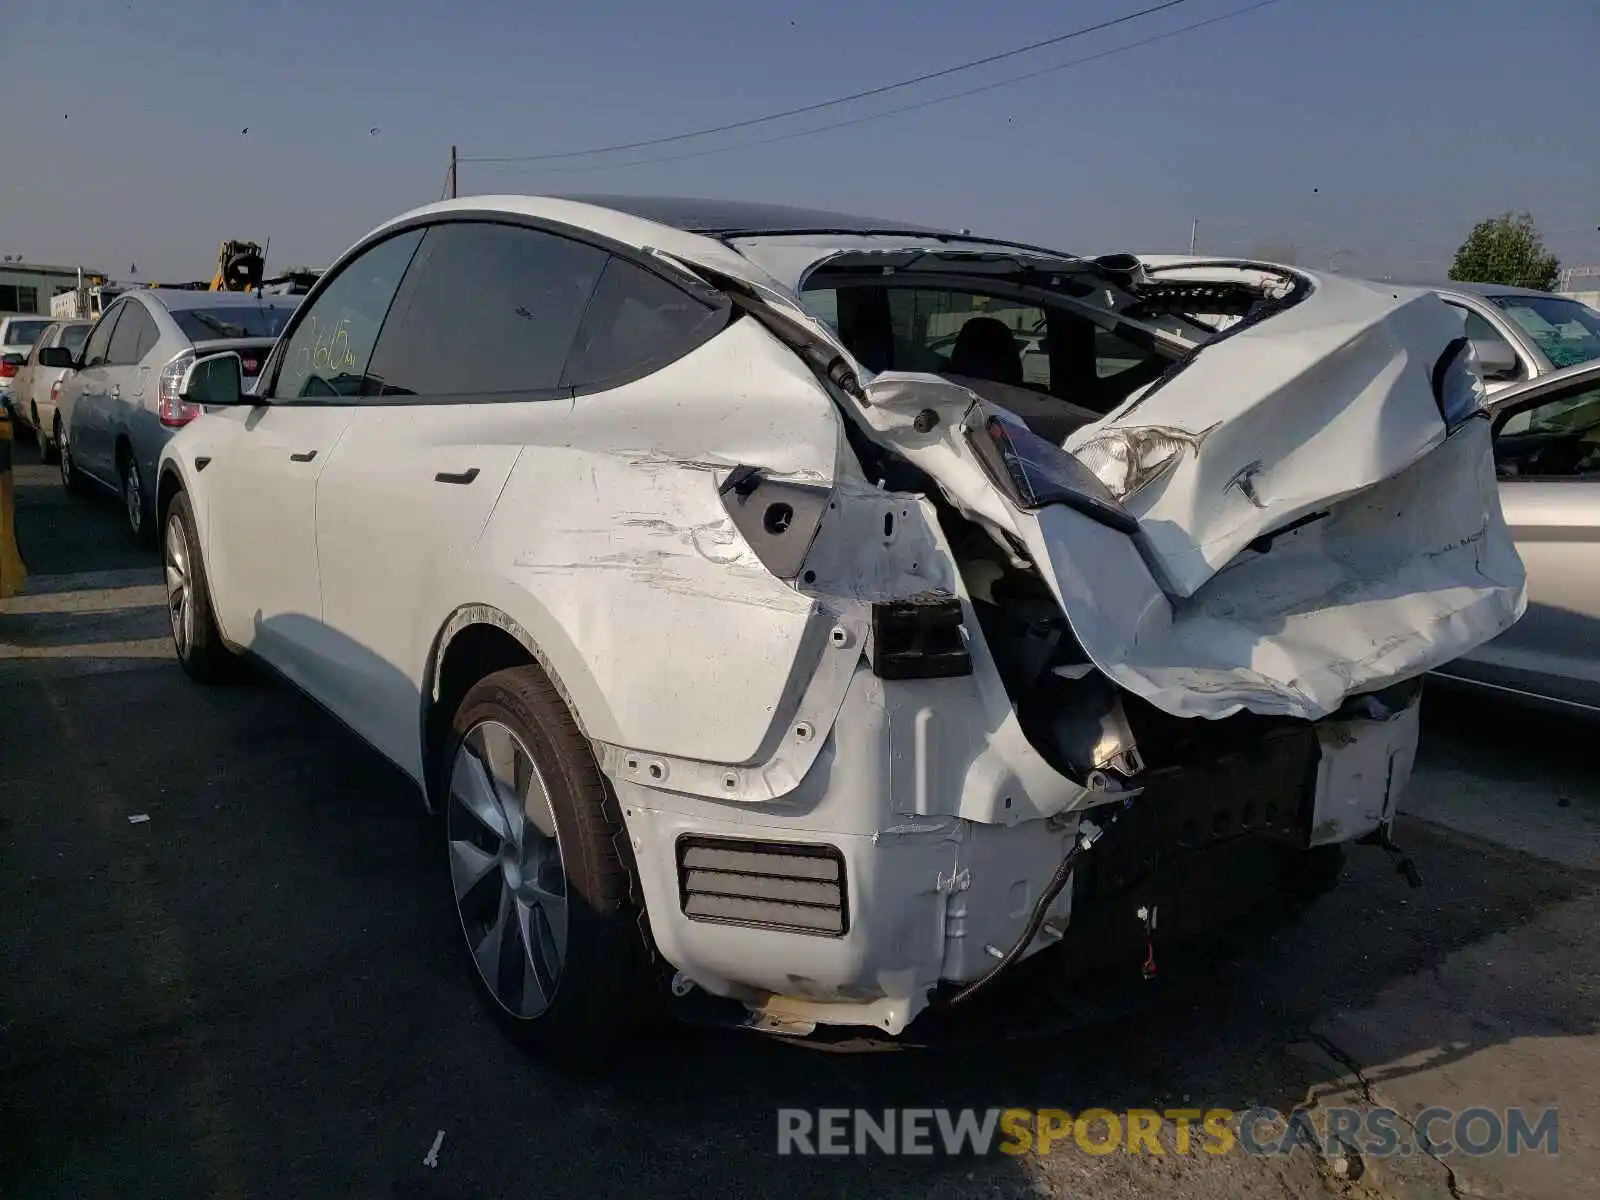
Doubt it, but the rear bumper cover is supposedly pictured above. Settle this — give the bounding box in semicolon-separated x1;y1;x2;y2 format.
619;683;1418;1036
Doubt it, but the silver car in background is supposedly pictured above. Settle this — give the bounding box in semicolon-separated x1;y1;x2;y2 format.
1434;358;1600;712
1431;282;1600;394
8;319;92;461
44;289;299;540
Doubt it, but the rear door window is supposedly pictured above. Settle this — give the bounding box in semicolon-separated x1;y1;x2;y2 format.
1496;381;1600;477
81;305;124;368
106;303;155;366
365;221;607;397
59;324;91;355
561;256;722;392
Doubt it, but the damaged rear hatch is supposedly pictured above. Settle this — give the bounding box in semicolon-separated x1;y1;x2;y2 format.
671;237;1527;722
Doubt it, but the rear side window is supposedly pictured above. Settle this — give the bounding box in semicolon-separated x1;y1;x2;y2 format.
60;324;90;355
366;221;607;397
171;305;296;342
106;303;156;365
3;320;50;346
561;257;721;392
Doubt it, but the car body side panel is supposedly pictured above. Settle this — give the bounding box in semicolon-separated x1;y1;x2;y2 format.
1445;479;1600;709
467;317;841;767
314;405;524;774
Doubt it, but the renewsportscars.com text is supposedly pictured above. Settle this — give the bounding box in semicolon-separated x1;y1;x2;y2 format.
776;1106;1560;1159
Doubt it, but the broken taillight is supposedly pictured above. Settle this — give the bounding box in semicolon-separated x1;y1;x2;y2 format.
158;351;202;428
968;409;1139;534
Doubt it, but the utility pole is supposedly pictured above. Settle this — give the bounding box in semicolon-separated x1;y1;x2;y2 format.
1189;217;1198;255
448;145;458;199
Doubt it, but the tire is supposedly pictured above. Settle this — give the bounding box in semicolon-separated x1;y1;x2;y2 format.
12;405;35;444
120;450;153;544
57;418;88;494
162;491;234;683
33;406;57;463
439;666;658;1061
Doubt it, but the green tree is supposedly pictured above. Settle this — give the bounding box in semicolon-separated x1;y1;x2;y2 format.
1449;211;1560;290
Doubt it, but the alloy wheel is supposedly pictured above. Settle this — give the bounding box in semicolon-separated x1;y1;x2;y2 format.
447;720;569;1019
124;460;144;535
164;513;195;658
58;425;72;488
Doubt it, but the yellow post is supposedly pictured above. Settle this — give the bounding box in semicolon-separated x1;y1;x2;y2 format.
0;411;26;599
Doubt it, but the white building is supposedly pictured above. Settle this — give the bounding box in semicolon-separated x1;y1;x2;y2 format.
0;259;108;317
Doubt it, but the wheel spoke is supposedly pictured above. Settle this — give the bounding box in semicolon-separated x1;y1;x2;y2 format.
472;883;516;999
449;748;510;841
523;763;558;842
522;879;568;976
514;897;553;1011
447;836;499;901
473;722;525;848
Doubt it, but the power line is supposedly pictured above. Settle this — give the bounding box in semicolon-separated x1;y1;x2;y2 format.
467;0;1285;176
460;0;1195;164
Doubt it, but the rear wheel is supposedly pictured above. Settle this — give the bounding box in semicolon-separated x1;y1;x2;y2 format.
33;406;56;463
57;418;87;494
440;666;658;1060
120;451;152;544
163;491;234;682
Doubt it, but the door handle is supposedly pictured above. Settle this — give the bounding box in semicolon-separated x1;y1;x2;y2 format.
289;450;318;462
110;385;121;400
434;467;480;485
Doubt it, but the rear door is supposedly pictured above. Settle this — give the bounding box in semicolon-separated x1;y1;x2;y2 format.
1454;372;1600;707
313;219;611;773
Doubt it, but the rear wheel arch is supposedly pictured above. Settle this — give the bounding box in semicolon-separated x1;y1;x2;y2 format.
156;464;185;528
421;605;608;813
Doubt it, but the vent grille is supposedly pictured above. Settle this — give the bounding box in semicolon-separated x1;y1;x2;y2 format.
676;836;848;937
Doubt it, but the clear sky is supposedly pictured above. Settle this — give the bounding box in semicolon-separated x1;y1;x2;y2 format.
2;0;1595;283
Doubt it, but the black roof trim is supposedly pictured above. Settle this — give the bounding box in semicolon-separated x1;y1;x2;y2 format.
555;194;955;238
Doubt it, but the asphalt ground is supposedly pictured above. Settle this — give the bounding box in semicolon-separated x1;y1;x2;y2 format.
3;452;1596;1199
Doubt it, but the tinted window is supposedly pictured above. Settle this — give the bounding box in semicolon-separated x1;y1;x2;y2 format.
1489;294;1600;369
81;306;123;368
273;229;423;399
562;257;720;391
59;324;90;355
171;303;297;343
107;303;155;365
366;222;607;397
3;320;50;345
1496;381;1600;477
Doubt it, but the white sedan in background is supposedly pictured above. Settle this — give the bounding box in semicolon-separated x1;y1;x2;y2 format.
155;197;1523;1059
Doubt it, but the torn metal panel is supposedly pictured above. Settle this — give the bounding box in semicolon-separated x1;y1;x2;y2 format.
1309;699;1419;847
852;338;1523;723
